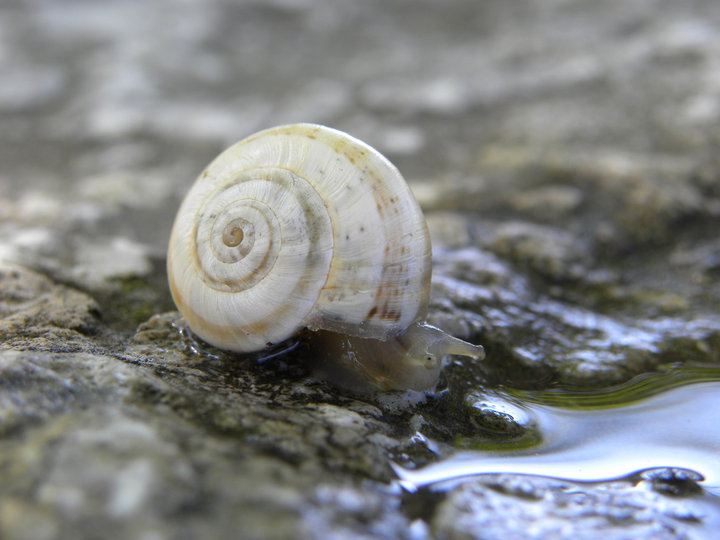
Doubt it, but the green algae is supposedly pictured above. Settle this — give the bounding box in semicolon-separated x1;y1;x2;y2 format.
506;362;720;409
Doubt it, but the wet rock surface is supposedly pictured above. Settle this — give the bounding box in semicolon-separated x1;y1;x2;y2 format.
2;0;720;538
429;473;719;540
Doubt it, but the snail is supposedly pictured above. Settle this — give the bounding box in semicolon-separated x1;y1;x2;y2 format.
167;123;484;391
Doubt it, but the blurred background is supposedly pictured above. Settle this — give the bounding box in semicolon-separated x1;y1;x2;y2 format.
3;0;719;258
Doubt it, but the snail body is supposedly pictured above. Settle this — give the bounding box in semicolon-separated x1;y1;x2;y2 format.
167;123;484;391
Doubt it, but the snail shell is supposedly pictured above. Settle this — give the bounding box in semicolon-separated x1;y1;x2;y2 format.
167;123;483;390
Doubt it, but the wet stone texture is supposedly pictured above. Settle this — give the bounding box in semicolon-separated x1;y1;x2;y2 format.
1;0;720;539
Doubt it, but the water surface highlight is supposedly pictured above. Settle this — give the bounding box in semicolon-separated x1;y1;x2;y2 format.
397;369;720;494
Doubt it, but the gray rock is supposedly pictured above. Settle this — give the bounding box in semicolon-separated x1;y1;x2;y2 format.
0;262;100;351
432;474;716;540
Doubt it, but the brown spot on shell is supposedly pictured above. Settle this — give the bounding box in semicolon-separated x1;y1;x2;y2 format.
380;308;402;322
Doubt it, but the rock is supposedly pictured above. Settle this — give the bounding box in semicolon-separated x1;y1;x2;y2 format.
484;221;591;281
0;344;411;539
509;184;584;221
431;475;713;539
0;262;101;351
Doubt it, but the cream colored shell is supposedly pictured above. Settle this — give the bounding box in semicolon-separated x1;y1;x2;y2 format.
167;123;431;353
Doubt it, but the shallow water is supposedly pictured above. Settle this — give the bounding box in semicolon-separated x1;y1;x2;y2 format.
396;364;720;494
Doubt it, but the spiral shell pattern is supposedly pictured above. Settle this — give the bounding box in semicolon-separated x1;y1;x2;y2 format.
167;124;431;352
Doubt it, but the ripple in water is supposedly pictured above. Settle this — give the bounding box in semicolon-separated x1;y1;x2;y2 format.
395;365;720;495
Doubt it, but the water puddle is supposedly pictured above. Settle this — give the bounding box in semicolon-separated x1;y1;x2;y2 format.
395;364;720;495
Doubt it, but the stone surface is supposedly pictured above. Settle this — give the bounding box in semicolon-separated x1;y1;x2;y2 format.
1;0;720;538
430;474;720;540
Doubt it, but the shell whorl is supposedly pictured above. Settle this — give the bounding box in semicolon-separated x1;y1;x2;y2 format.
167;123;431;352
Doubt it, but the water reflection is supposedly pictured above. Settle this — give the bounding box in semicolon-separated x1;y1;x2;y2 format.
396;366;720;494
